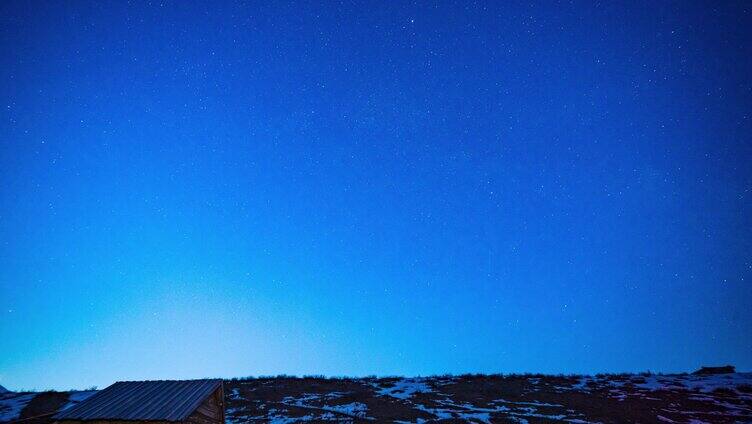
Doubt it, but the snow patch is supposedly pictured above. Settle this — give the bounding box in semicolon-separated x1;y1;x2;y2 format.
0;393;36;421
376;378;433;399
633;373;752;393
59;391;97;411
325;402;368;417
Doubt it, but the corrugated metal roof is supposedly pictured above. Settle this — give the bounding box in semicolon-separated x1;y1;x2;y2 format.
54;380;222;422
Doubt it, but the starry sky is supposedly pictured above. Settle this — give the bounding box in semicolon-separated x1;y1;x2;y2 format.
1;1;751;391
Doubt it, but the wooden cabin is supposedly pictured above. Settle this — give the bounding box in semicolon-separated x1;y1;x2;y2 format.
53;380;224;424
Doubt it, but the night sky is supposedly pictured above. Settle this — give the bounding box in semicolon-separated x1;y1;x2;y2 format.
1;1;751;391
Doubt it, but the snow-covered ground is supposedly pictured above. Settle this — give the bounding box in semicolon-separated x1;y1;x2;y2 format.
374;378;433;400
224;372;752;423
634;372;752;393
0;390;97;422
58;391;98;412
0;393;36;422
2;372;751;423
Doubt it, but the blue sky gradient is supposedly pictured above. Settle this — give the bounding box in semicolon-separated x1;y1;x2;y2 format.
1;1;751;390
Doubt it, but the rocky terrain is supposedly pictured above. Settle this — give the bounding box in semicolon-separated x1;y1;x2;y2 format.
2;371;751;423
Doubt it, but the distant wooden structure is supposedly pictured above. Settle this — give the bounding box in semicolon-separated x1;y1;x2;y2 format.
693;365;736;375
53;380;224;424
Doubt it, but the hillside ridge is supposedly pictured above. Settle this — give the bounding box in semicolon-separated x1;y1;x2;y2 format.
2;371;751;423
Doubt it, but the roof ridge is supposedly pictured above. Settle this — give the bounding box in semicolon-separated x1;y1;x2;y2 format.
113;379;222;383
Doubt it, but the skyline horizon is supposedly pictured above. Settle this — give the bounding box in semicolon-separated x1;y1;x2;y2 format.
3;364;748;393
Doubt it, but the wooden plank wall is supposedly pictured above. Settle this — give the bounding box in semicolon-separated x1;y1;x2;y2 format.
185;386;224;424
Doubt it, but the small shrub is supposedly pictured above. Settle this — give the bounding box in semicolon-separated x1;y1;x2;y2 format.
736;384;752;393
712;387;736;396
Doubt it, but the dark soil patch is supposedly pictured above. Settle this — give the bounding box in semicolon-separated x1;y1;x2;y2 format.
19;392;69;423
